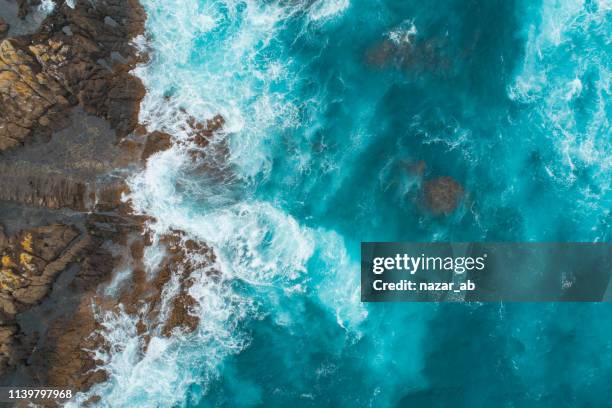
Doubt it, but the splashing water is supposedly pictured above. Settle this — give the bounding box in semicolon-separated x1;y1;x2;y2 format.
76;0;611;406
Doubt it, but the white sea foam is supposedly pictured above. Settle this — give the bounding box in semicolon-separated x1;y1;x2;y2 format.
38;0;56;13
508;0;611;188
308;0;350;23
387;19;418;45
69;0;364;405
314;229;367;330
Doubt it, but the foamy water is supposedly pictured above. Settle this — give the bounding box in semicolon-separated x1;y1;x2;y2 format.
72;0;611;406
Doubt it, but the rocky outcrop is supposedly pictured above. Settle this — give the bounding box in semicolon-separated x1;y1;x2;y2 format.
0;0;147;214
157;233;215;337
0;0;145;152
0;224;81;308
0;38;71;150
0;0;226;398
25;225;216;393
0;223;83;372
120;231;216;340
141;131;172;160
189;114;225;148
0;203;149;385
0;0;148;392
423;176;464;215
0;106;143;215
37;298;110;392
0;163;88;210
27;212;146;392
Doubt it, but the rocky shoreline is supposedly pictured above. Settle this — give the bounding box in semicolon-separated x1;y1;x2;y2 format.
0;0;467;403
0;0;150;397
0;1;233;400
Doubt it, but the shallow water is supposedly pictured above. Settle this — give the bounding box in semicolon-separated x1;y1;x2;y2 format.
79;0;611;406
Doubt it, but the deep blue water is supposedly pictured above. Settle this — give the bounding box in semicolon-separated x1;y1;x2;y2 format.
79;0;612;406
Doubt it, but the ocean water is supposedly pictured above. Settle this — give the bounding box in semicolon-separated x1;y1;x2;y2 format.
74;0;611;406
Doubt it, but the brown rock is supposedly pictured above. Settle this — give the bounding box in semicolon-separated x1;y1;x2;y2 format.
0;224;83;314
142;131;172;160
35;298;109;391
0;0;157;397
162;293;199;337
23;206;149;390
0;0;147;153
118;231;216;338
423;176;464;215
0;38;71;151
19;224;80;262
0;221;96;379
0;164;88;211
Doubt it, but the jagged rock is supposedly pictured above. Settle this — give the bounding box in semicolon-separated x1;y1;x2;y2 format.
0;222;87;377
142;131;172;160
423;176;464;215
29;212;147;390
0;0;146;152
190;114;225;148
163;293;199;337
19;224;79;262
0;0;173;398
0;210;147;383
0;38;71;150
33;298;109;390
0;224;81;308
117;231;215;340
158;233;216;336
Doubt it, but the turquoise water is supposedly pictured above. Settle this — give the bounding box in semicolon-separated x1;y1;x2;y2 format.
77;0;611;406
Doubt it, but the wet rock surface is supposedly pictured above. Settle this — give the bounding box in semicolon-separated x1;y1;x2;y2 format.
0;107;139;211
0;0;228;397
141;130;172;160
0;0;235;399
0;0;145;152
0;0;148;395
118;230;217;342
0;202;149;389
0;222;82;372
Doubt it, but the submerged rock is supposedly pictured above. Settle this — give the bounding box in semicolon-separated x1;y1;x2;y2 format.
365;34;451;75
423;176;464;215
0;17;8;38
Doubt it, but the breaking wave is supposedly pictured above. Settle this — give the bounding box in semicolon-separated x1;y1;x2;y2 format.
72;0;612;406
